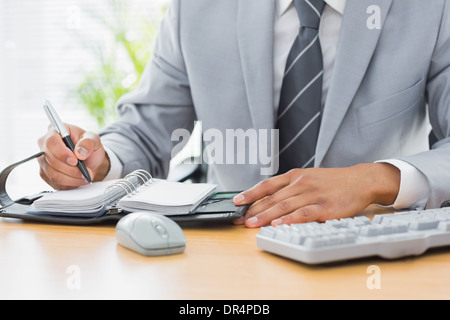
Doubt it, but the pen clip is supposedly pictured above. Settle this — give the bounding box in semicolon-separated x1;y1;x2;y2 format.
43;99;70;137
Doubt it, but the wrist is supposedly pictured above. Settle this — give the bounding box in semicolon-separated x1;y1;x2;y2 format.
359;163;400;206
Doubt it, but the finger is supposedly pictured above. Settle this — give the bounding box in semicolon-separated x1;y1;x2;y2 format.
38;155;87;190
245;193;313;228
271;204;324;226
241;172;312;225
37;124;95;189
74;131;102;161
41;140;85;179
233;174;291;206
242;179;308;221
232;216;245;225
43;128;78;167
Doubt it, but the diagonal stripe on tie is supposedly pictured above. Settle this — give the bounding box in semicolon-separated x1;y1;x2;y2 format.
275;0;326;175
284;34;319;76
279;111;321;155
278;70;323;120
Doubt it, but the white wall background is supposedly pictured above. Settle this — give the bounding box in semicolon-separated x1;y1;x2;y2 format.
0;0;168;198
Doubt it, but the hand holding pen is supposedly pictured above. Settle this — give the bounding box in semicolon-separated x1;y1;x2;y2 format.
37;99;111;190
43;99;92;183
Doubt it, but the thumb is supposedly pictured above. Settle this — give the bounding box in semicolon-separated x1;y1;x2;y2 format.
74;131;102;161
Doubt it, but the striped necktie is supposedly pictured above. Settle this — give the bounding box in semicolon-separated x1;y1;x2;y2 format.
276;0;326;174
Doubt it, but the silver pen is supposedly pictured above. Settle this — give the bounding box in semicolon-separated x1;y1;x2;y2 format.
43;99;92;183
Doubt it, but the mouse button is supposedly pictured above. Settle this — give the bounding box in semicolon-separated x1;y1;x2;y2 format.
132;217;166;248
151;219;169;239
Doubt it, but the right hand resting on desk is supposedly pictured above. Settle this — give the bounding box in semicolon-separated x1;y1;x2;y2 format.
37;124;111;190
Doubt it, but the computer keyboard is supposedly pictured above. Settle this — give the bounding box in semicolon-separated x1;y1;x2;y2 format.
256;207;450;265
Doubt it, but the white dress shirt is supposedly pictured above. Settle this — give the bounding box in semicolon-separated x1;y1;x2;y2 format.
104;0;430;209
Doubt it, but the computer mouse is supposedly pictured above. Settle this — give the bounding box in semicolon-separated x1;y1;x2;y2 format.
115;211;186;256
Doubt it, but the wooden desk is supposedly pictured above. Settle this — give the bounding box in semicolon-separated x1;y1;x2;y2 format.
1;207;450;300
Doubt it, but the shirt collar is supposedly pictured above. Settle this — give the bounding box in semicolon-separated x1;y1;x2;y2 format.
277;0;347;17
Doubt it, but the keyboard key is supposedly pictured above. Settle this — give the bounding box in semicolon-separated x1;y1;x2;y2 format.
359;225;383;237
408;219;440;231
393;223;408;233
303;237;326;249
259;226;276;238
380;224;397;235
274;229;291;242
289;231;304;245
327;233;356;246
438;221;450;232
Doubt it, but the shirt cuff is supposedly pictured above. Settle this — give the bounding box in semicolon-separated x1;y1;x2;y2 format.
103;146;123;181
376;159;430;210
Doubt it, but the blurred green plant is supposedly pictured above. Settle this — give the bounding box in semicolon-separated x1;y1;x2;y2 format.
71;0;167;127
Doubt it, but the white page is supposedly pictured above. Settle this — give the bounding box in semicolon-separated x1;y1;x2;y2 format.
122;179;216;207
35;180;114;204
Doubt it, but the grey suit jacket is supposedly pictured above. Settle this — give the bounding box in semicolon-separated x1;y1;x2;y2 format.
100;0;450;209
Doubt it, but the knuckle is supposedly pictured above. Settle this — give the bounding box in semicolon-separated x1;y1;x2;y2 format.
287;168;301;177
292;174;318;192
291;177;304;188
47;171;60;184
257;211;271;224
295;174;312;185
320;205;338;221
277;200;290;212
294;207;313;222
258;179;272;190
299;207;311;219
263;194;276;206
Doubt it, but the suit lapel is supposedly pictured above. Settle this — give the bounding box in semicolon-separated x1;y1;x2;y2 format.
237;0;275;130
315;0;393;166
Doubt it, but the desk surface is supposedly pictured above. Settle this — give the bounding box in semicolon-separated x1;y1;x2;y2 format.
1;207;449;300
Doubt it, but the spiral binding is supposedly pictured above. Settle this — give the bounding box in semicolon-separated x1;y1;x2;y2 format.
124;169;154;186
104;169;154;201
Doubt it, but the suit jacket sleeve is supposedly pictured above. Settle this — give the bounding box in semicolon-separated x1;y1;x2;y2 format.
98;0;196;179
397;1;450;209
